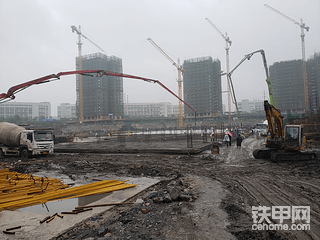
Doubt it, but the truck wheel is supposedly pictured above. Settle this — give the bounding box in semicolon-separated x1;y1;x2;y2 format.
20;149;29;161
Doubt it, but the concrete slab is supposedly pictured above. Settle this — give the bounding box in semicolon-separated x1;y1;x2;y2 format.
55;143;213;155
55;136;215;155
0;177;159;240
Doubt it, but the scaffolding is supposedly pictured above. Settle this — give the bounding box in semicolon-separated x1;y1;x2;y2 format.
183;56;222;117
76;53;124;120
270;60;306;113
264;53;320;114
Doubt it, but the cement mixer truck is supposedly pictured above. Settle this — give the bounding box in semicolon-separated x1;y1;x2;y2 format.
0;122;54;160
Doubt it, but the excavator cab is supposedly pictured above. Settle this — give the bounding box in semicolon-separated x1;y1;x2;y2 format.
284;125;306;150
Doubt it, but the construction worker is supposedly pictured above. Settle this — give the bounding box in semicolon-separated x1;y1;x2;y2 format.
227;132;232;147
236;134;243;149
223;133;230;148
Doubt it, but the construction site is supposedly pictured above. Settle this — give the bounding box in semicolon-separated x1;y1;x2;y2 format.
0;115;319;240
1;5;320;240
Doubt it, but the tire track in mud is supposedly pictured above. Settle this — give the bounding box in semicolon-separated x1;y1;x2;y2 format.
231;176;320;240
48;135;319;239
216;137;320;240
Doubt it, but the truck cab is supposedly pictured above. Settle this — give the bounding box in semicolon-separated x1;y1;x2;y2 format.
20;130;54;156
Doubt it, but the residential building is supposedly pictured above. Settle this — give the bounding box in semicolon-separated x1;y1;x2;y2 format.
0;102;51;119
125;102;173;117
57;103;76;119
76;53;123;120
172;105;181;116
270;59;305;113
270;53;320;114
306;52;320;113
238;99;264;113
183;56;222;117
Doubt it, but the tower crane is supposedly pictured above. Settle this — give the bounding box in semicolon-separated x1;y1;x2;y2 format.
205;18;232;120
71;25;105;123
264;4;310;114
147;38;184;129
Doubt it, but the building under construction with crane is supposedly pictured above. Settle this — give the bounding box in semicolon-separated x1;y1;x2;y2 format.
270;52;320;114
183;56;222;117
270;59;305;113
76;53;124;120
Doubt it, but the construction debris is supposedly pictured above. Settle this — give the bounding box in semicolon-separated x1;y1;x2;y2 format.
40;215;51;224
5;226;22;231
2;226;22;235
75;202;134;210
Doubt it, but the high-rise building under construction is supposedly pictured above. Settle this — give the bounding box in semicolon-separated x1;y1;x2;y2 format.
183;57;222;117
270;53;320;114
306;52;320;113
270;60;305;113
76;53;124;120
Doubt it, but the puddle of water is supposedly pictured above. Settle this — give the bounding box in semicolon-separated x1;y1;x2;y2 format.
18;192;112;214
16;171;138;215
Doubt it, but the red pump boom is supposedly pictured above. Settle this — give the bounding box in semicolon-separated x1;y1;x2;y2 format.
0;70;196;121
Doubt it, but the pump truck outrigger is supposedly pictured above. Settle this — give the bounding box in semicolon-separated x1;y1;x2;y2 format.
226;49;317;162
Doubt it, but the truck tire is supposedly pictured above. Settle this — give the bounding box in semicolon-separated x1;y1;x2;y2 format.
0;149;4;159
20;149;29;161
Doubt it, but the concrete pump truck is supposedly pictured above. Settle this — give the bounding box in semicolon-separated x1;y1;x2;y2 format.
227;50;317;162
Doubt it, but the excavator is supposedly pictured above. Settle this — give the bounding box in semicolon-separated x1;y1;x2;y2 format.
253;100;317;161
228;50;317;162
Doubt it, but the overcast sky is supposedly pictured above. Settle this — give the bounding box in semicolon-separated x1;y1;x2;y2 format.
0;0;319;116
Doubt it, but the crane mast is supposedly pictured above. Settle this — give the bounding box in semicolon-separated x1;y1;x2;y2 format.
264;4;310;114
71;26;84;123
205;18;232;120
147;38;184;129
71;25;105;123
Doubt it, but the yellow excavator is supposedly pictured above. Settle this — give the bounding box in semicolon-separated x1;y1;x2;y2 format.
228;50;317;162
253;100;317;161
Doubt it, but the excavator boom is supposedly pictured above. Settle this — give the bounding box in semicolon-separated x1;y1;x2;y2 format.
264;100;283;139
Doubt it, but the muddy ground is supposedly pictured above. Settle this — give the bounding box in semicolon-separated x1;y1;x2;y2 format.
1;135;320;240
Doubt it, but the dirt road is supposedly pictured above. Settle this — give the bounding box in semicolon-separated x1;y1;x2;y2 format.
4;136;320;239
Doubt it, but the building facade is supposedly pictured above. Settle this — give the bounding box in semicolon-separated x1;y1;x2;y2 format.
270;53;320;114
172;105;181;116
125;102;173;117
57;103;76;119
183;57;222;117
0;102;51;119
76;53;124;120
306;52;320;114
238;99;264;113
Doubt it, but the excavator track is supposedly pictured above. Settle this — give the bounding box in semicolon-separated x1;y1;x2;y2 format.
253;149;271;159
253;149;318;162
270;151;318;162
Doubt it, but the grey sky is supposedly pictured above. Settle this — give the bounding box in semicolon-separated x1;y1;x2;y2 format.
0;0;319;116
